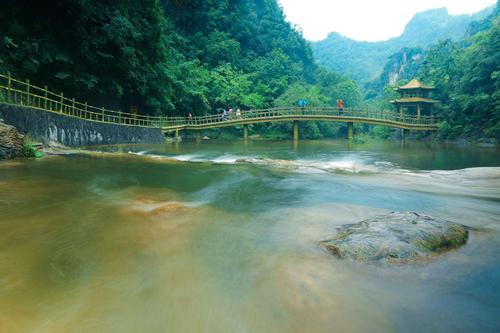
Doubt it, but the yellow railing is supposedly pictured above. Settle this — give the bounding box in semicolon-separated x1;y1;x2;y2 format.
0;73;438;130
0;73;185;127
162;107;438;130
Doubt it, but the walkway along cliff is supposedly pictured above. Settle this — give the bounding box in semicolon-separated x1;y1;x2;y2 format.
0;73;438;146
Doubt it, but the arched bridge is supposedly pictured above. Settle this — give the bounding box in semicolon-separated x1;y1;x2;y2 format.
161;107;437;140
0;73;438;141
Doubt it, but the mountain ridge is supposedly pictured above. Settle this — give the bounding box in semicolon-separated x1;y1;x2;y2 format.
312;6;495;85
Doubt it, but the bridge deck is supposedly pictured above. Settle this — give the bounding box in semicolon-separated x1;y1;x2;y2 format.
160;108;438;132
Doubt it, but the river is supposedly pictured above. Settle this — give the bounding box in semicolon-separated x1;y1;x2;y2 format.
0;140;499;332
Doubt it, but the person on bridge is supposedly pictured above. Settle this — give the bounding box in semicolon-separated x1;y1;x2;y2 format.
188;112;193;123
337;99;344;114
222;109;228;120
236;108;241;119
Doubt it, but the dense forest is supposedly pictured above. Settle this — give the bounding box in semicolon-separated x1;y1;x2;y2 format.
0;0;360;138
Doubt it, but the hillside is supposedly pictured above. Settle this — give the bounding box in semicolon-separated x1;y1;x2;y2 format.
368;3;500;140
312;6;494;85
1;0;349;117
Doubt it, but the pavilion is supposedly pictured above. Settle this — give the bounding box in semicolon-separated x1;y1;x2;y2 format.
390;79;439;118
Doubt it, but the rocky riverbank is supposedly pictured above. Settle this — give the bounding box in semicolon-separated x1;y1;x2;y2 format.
0;119;25;159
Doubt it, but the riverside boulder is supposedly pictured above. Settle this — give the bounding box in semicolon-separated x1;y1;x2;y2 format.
0;119;25;159
321;212;468;263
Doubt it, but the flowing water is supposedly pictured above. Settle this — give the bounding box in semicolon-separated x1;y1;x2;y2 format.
0;140;499;332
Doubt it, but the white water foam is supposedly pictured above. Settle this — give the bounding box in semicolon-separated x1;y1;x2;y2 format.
126;151;500;183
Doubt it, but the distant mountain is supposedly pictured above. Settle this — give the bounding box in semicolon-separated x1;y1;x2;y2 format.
365;2;500;100
312;6;494;86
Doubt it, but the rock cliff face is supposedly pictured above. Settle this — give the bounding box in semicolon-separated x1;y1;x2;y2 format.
364;47;425;99
0;119;25;159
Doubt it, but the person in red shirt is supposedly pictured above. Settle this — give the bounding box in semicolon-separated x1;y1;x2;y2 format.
337;99;344;113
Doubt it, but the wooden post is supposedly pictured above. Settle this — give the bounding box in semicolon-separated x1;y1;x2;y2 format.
44;86;48;110
26;79;30;106
243;124;248;141
72;98;75;116
293;120;299;142
102;107;105;123
347;122;354;140
7;72;11;102
84;102;87;119
60;92;64;112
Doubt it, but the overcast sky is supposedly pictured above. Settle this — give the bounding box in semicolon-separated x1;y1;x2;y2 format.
278;0;497;42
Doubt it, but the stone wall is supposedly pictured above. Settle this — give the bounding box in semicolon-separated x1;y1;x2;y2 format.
0;105;165;146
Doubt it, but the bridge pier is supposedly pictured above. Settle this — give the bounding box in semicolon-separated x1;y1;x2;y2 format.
347;122;354;140
195;130;201;142
402;129;410;142
175;128;180;140
243;124;249;141
293;120;299;141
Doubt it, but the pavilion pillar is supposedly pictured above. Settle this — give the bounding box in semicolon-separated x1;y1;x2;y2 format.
293;120;299;141
347;122;354;140
417;105;421;119
399;105;403;117
243;124;249;141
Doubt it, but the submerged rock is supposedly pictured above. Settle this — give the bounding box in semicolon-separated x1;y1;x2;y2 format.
321;212;468;263
0;119;25;159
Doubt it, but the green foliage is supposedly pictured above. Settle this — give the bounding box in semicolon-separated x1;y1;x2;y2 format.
417;16;500;140
21;137;38;158
0;0;367;141
372;126;392;139
368;3;500;141
0;0;320;118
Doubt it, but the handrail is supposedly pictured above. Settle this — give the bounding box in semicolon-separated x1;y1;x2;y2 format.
161;107;437;129
0;73;168;127
0;73;438;130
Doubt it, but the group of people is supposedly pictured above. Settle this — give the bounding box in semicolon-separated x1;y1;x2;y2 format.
222;108;242;120
187;100;344;123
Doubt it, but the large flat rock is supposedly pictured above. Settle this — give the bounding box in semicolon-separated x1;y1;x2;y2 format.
321;212;468;263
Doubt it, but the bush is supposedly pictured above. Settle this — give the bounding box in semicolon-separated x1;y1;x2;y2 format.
21;137;41;157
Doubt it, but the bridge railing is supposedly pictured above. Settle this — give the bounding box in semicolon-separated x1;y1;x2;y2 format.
0;73;175;127
173;107;436;128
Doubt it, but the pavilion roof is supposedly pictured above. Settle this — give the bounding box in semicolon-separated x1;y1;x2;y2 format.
396;79;434;90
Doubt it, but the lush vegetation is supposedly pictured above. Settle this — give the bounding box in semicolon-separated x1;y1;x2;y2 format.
367;4;500;141
0;0;362;139
312;7;494;85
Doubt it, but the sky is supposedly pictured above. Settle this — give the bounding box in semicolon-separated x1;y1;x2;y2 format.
278;0;497;42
